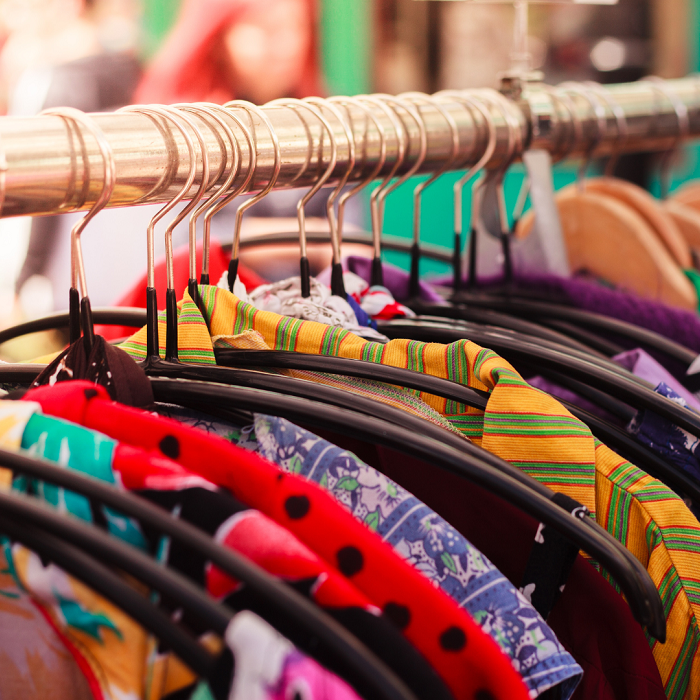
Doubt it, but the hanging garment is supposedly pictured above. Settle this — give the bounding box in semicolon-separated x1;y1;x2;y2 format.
24;380;534;700
323;437;668;700
156;403;583;700
0;399;444;700
32;335;154;407
223;611;360;700
627;382;700;505
342;273;416;322
118;283;700;700
221;273;388;342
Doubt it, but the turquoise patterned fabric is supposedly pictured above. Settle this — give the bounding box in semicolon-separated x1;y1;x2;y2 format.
19;413;148;551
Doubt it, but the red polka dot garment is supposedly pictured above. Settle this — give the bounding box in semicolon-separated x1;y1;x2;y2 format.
25;381;531;700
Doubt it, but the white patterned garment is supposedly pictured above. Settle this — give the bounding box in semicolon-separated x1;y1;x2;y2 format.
218;272;388;341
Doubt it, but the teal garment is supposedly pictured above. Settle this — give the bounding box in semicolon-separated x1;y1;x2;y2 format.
18;413;147;551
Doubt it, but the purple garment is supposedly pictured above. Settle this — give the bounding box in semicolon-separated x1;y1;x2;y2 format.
526;375;622;426
454;272;700;355
318;256;445;304
613;348;700;412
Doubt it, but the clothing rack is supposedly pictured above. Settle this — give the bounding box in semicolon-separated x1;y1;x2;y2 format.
2;76;700;219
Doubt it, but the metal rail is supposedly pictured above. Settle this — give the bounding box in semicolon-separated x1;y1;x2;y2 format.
1;77;699;219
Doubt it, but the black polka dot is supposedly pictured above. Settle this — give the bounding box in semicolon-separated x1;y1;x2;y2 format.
159;435;180;459
440;626;466;651
83;388;98;400
277;473;284;482
383;602;411;630
474;691;495;700
337;546;363;577
284;495;310;519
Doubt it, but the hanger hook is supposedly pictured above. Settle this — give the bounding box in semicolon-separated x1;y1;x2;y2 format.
195;103;254;286
304;96;356;297
159;106;211;300
357;95;406;286
559;82;607;190
583;81;628;177
543;85;582;166
400;92;461;298
40;107;115;352
118;104;200;362
266;98;338;298
224;100;281;292
328;95;388;286
435;90;499;291
466;90;521;287
641;77;689;199
173;103;238;297
369;94;428;294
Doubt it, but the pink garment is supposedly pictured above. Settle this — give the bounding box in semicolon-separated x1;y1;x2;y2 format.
268;652;361;700
225;611;361;700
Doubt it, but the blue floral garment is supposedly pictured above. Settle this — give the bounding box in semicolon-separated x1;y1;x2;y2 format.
158;404;583;699
627;381;700;520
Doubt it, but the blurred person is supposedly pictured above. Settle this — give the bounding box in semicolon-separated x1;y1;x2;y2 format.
134;0;322;106
134;0;358;227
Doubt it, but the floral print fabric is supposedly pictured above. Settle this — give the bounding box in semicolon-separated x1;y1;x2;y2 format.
159;404;583;700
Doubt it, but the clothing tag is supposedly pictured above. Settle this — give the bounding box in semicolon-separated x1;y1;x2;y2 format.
687;354;700;376
517;149;570;277
473;175;508;278
475;152;569;279
684;355;700;399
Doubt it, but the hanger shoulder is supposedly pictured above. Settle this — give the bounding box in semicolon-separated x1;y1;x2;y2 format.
663;199;700;253
517;188;697;310
671;181;700;212
585;177;693;269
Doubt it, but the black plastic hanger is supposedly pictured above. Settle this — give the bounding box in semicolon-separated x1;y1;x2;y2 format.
258;97;338;298
380;318;700;438
173;102;239;304
0;359;547;498
211;349;700;509
376;315;656;397
453;291;697;369
0;446;418;700
0;307;146;346
148;375;666;641
409;301;621;356
399;92;462;299
328;95;389;289
305;96;358;298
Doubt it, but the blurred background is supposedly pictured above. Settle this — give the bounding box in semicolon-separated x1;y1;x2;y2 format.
0;0;698;351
